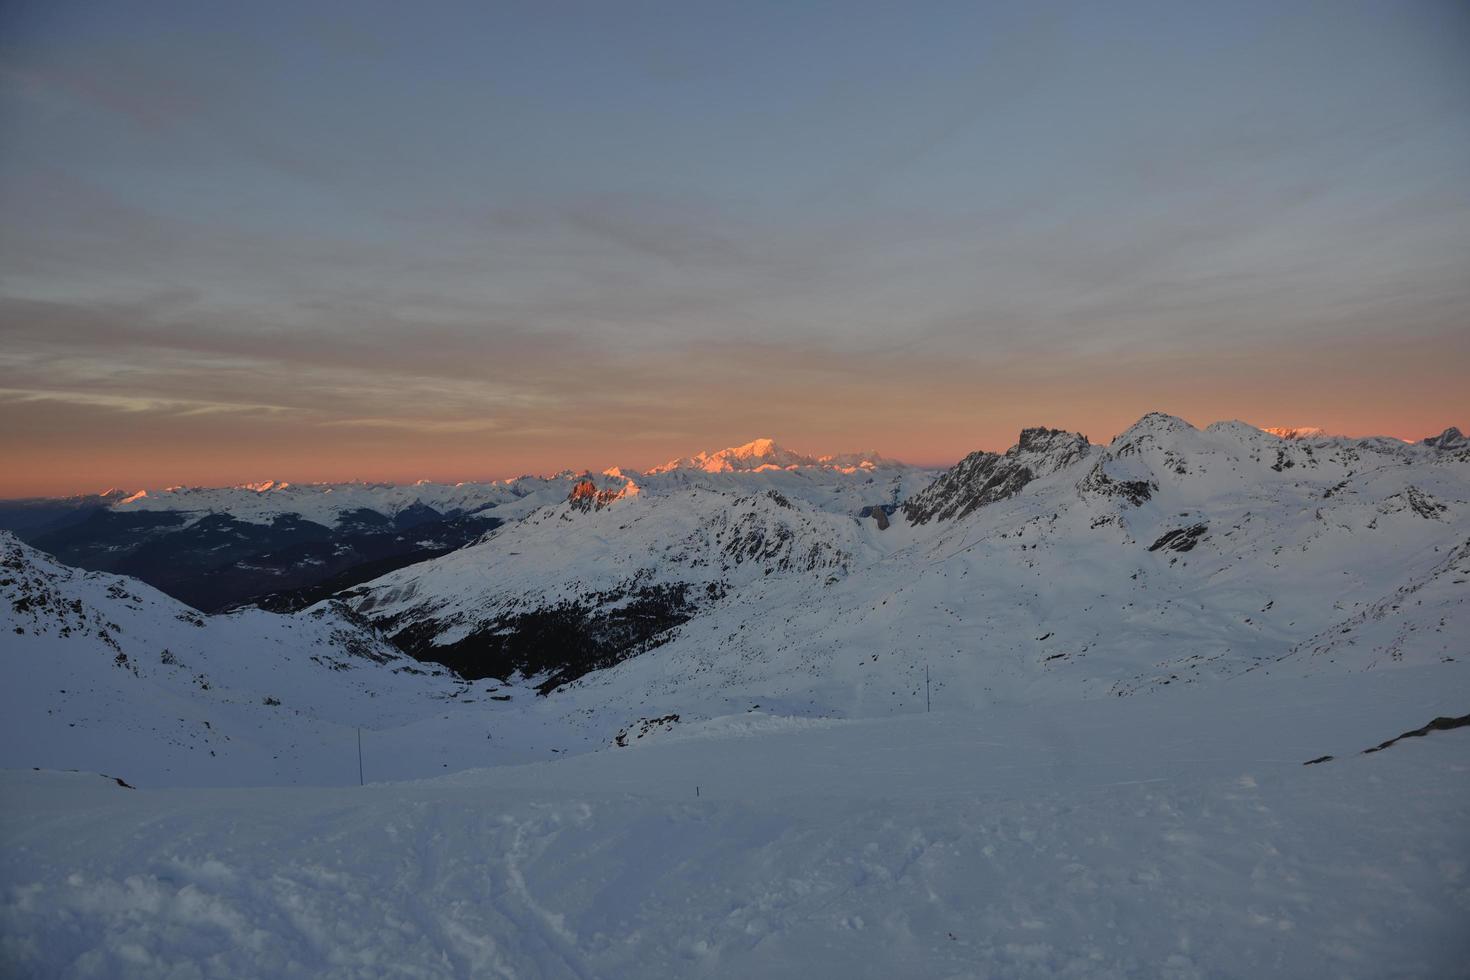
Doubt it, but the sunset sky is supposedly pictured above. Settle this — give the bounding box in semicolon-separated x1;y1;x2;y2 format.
2;0;1467;497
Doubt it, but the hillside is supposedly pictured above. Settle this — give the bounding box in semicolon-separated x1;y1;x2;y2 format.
341;415;1470;720
3;413;1468;978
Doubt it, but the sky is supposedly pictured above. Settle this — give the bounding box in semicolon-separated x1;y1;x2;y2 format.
1;0;1467;496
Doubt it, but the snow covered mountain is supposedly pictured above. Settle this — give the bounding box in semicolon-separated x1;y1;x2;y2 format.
1260;425;1328;440
1;530;460;784
346;478;883;692
8;414;1464;730
1422;425;1467;452
5;476;589;612
322;440;935;693
900;426;1093;524
329;414;1468;721
648;437;897;474
4;414;1468;978
104;476;580;528
1;444;937;614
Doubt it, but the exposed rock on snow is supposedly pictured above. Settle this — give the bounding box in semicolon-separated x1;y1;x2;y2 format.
1422;426;1467;452
901;427;1092;525
1262;425;1328;440
1146;523;1209;552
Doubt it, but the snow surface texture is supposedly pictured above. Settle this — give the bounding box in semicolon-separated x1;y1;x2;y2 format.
3;415;1469;977
3;668;1468;978
0;533;515;786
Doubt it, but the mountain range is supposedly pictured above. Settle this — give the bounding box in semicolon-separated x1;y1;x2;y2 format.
4;413;1465;783
6;412;1468;977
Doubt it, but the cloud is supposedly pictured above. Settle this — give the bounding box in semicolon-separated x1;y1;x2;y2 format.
318;417;503;434
0;386;294;417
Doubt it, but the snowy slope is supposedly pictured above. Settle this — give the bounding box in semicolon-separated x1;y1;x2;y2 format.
346;479;892;691
10;411;1461;779
341;414;1469;717
326;441;936;692
13;479;589;614
0;531;504;786
3;663;1467;979
3;415;1469;977
8;444;936;615
648;415;1466;712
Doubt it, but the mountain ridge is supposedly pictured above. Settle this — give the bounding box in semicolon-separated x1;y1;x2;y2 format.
4;410;1467;787
333;412;1469;701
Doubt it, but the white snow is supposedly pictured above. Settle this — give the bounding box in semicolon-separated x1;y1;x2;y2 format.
648;437;901;475
3;665;1467;978
3;415;1468;977
98;440;935;530
1260;425;1328;440
106;476;587;528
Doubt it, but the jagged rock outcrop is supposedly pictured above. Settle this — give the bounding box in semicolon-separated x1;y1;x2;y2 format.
1076;461;1157;506
1147;524;1208;552
567;478;624;512
1422;427;1466;452
902;427;1092;525
1262;426;1327;440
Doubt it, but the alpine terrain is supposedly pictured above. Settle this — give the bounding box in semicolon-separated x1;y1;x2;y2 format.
3;416;1468;978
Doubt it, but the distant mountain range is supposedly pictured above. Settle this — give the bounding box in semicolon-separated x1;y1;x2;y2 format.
342;415;1469;701
648;437;900;474
0;441;935;611
3;414;1465;787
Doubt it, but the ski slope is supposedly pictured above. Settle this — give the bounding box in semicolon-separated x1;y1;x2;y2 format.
4;665;1467;979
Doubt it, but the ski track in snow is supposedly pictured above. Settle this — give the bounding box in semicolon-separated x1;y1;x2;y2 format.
5;664;1470;979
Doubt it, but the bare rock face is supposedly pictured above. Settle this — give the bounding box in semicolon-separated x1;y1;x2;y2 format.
567;479;622;513
902;427;1092;525
1147;524;1209;552
1421;427;1466;452
1262;426;1327;440
1077;461;1156;507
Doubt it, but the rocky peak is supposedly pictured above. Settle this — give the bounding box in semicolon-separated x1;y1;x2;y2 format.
648;438;903;475
1262;426;1327;441
1111;412;1195;448
649;438;812;474
566;478;625;513
1017;427;1091;457
1422;427;1465;451
902;427;1092;525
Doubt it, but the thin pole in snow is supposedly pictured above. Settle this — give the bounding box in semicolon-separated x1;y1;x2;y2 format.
357;727;364;786
926;663;930;713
